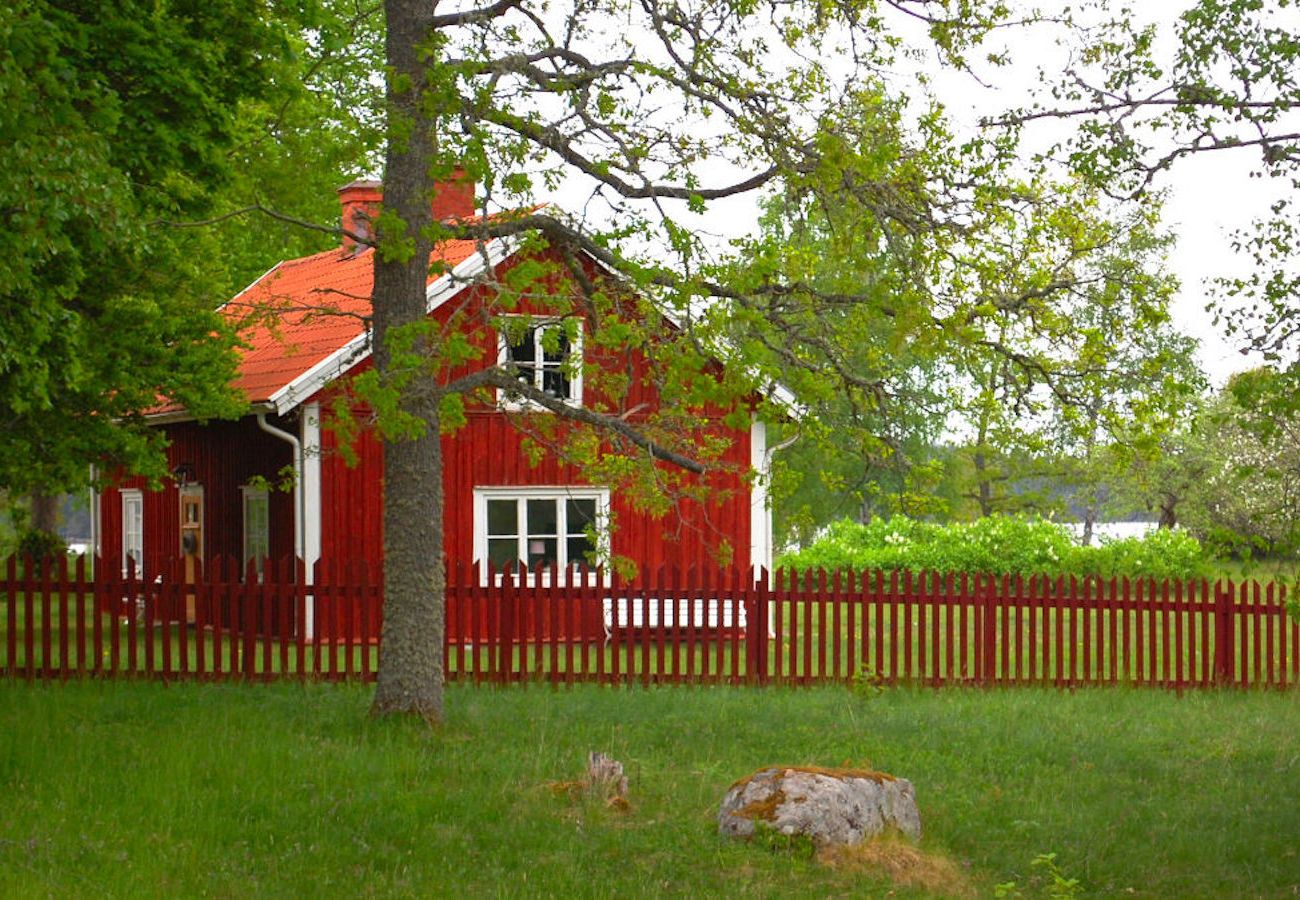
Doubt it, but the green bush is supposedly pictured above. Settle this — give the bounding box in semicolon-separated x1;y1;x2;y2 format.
16;528;66;563
778;515;1210;580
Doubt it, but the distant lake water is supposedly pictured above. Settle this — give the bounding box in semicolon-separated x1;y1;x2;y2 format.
1063;521;1156;543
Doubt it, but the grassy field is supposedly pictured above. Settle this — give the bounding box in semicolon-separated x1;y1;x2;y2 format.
1;682;1298;897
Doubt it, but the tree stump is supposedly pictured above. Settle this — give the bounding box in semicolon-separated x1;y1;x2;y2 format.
586;751;628;805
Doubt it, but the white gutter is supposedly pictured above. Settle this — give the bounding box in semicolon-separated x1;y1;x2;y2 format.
750;420;799;581
88;465;98;562
255;410;313;639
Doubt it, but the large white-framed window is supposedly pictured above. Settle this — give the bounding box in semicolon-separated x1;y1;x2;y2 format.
473;486;609;583
497;317;583;409
121;490;143;577
242;486;270;581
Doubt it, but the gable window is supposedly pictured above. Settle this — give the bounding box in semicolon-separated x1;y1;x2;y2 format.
121;490;143;577
473;487;608;582
242;487;270;581
497;317;582;408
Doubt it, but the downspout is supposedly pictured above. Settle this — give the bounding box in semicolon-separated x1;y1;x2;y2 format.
751;419;799;641
762;428;799;573
88;465;98;565
256;409;314;639
766;431;800;465
254;413;305;577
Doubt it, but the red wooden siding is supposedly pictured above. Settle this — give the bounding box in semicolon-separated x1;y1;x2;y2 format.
317;408;751;577
98;417;296;577
318;422;385;572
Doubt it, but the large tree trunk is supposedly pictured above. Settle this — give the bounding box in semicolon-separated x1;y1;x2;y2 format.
370;0;446;721
372;409;447;721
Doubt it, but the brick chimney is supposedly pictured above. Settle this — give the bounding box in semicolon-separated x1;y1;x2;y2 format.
430;169;476;222
337;171;475;253
337;179;382;253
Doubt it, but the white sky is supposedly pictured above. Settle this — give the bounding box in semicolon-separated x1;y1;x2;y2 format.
1161;156;1275;385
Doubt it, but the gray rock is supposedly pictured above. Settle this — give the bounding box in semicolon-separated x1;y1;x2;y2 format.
718;766;921;847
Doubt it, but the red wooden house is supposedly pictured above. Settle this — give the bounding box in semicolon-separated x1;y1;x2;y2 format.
93;178;777;629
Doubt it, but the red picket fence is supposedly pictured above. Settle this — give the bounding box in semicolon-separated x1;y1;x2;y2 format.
1;555;380;682
2;556;1299;688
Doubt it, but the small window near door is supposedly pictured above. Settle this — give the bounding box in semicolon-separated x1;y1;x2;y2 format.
242;487;270;580
121;490;143;577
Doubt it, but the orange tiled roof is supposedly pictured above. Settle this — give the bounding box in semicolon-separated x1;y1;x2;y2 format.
221;239;483;406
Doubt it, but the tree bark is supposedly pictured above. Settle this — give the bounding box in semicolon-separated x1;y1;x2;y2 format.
1080;503;1096;547
1078;399;1102;547
370;0;446;721
1157;493;1178;529
972;355;1001;519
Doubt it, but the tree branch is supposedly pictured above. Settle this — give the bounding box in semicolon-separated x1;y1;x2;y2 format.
430;0;522;29
154;204;370;248
442;367;707;474
469;103;781;201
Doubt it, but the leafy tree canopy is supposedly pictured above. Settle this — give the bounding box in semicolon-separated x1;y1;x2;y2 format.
743;102;1202;536
0;0;369;494
1163;369;1300;561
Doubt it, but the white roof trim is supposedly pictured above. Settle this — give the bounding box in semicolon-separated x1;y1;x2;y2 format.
757;379;802;416
267;235;519;414
218;259;287;315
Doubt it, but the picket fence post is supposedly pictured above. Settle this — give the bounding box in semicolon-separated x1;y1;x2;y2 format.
1214;581;1235;685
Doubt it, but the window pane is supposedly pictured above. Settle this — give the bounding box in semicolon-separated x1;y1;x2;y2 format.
567;535;595;566
566;498;596;533
525;537;558;566
508;331;535;365
244;493;269;582
122;495;144;574
541;368;569;398
539;328;569;363
527;498;558;535
487;499;517;536
488;538;519;568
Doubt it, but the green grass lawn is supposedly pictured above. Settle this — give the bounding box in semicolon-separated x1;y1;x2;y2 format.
1;682;1298;897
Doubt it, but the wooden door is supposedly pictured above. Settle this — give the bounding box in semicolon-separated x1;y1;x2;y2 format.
179;486;204;624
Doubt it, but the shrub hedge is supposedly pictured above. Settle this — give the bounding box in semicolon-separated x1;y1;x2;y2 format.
777;515;1210;580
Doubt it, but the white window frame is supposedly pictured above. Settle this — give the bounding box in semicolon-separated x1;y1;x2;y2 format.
473;486;610;585
241;486;270;581
496;316;583;410
121;489;143;577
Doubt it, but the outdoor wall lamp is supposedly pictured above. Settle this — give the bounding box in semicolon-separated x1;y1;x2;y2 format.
172;463;195;487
